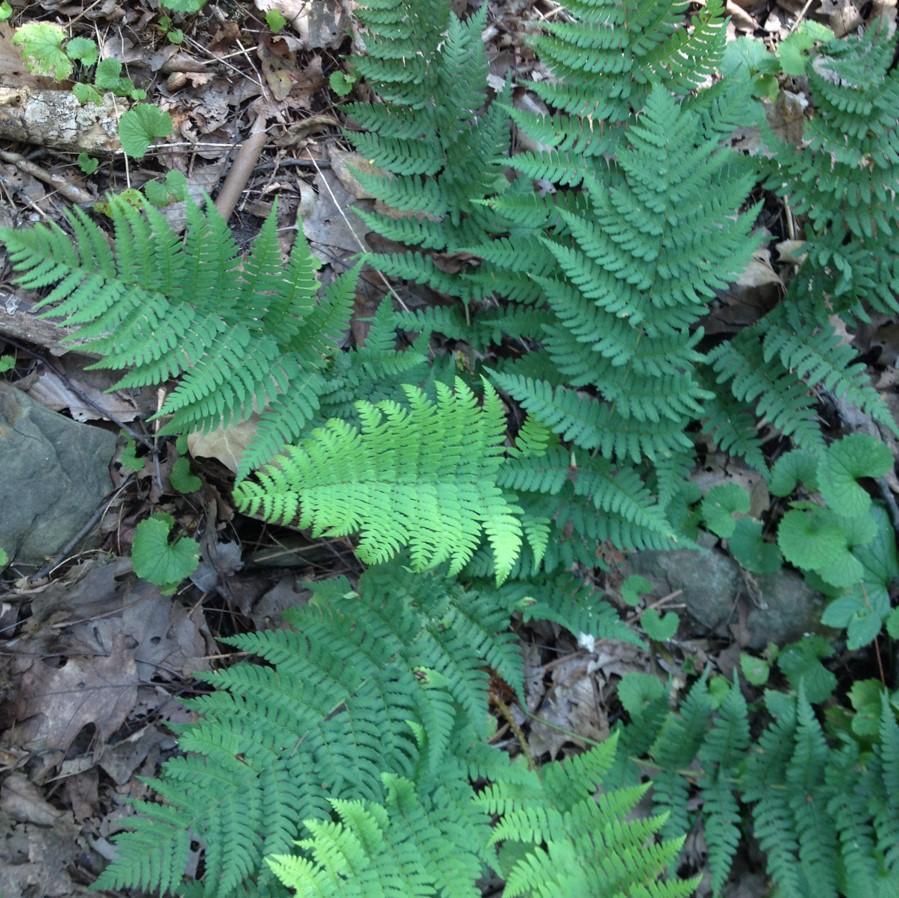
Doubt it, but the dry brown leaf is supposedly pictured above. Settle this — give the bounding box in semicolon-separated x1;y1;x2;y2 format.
9;634;139;755
188;419;258;473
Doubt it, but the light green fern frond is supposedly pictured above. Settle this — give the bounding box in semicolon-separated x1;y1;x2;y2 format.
481;734;699;898
234;379;525;583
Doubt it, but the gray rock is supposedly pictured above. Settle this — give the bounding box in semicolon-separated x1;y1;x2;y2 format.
627;548;826;649
0;383;115;567
744;570;827;650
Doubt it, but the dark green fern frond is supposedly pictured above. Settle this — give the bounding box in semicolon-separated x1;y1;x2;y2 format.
765;20;899;318
489;87;758;476
94;564;523;897
614;675;899;898
0;197;358;476
234;379;526;583
346;0;509;302
481;734;699;898
525;0;728;130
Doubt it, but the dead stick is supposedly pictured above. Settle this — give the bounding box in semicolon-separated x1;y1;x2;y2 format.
215;116;268;222
0;150;94;205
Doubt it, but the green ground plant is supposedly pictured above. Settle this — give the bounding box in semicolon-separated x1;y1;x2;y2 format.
1;1;897;896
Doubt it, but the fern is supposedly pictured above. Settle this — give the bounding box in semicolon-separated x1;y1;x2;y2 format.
234;379;531;583
493;86;758;475
346;0;509;301
764;20;899;317
94;564;525;897
522;0;728;133
0;197;358;478
611;675;899;898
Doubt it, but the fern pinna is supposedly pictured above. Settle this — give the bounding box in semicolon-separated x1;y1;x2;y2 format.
0;197;359;477
345;0;509;302
610;674;899;898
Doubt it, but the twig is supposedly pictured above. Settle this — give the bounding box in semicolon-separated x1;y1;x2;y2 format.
24;478;134;585
304;151;411;312
0;150;94;205
215;115;269;222
787;0;817;35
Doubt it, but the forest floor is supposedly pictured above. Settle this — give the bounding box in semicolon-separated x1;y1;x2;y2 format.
0;1;897;897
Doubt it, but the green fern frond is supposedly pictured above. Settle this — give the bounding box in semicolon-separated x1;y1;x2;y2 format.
0;197;358;474
234;379;525;583
94;564;523;897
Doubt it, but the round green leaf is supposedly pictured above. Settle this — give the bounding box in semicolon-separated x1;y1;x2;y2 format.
769;449;819;497
160;0;208;11
66;36;99;66
77;152;99;175
132;512;199;592
728;518;782;574
0;3;13;23
886;607;899;639
640;609;679;642
818;433;892;519
170;456;202;494
777;507;846;571
12;23;72;80
118;103;172;158
72;82;103;105
620;574;653;606
739;653;770;686
701;483;750;538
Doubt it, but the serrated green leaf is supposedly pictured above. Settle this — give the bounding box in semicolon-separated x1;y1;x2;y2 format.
170;457;202;494
0;2;12;23
132;512;199;593
778;507;847;571
854;505;899;586
118;103;172;158
13;23;72;79
777;635;836;703
701;483;750;538
72;82;103;104
886;607;899;639
77;152;99;175
0;355;14;374
119;437;145;472
329;70;356;97
818;433;892;518
95;57;143;99
822;585;890;649
640;609;679;642
160;0;207;11
620;574;653;606
778;21;832;76
739;653;770;686
65;36;98;66
265;9;286;32
728;518;782;574
769;448;819;496
848;679;885;739
0;546;8;568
